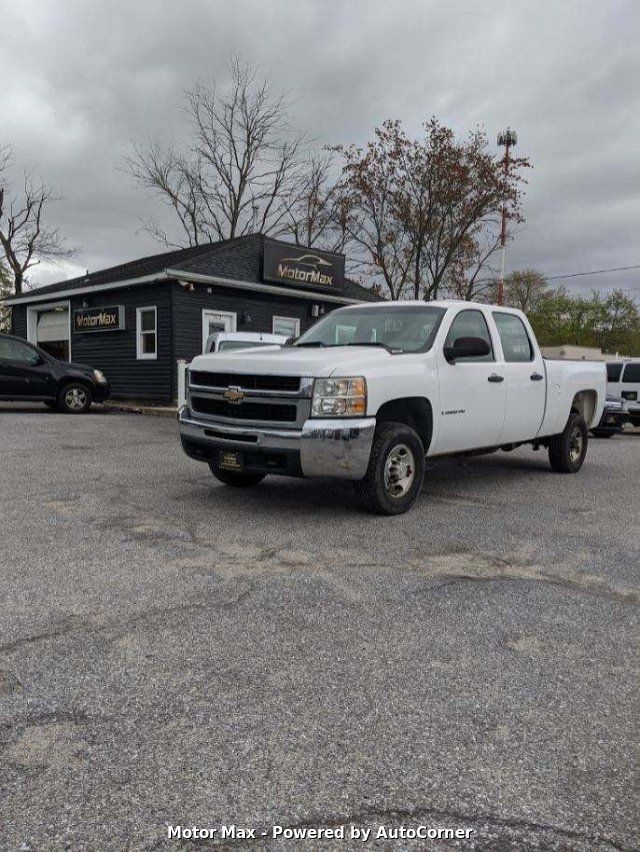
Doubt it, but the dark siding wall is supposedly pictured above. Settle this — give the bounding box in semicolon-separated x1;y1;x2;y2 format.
173;283;341;364
70;284;173;402
10;285;174;402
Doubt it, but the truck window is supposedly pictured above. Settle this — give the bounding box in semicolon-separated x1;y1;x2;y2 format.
606;363;623;382
493;312;533;362
622;363;640;383
444;310;494;362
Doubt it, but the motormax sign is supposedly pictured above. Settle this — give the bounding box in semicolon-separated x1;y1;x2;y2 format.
263;239;345;291
74;306;124;332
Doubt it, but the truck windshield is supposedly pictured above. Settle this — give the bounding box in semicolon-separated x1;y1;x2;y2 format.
294;305;446;354
218;341;276;351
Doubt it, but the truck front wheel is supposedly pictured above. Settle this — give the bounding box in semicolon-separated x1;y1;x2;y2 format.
548;412;588;473
354;422;425;515
209;464;266;487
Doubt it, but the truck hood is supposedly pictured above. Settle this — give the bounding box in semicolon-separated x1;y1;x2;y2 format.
189;345;392;377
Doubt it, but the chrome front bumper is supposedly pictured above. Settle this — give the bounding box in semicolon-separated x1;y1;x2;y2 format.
179;408;376;480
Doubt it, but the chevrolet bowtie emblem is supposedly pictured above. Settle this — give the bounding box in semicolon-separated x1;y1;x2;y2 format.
224;386;245;403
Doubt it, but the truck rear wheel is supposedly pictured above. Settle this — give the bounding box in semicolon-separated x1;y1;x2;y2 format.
209;464;266;487
354;422;425;515
548;412;588;473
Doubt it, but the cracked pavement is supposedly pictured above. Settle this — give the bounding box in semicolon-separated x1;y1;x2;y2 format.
0;406;638;850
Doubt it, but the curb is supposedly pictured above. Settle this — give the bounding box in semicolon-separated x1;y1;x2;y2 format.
103;402;177;418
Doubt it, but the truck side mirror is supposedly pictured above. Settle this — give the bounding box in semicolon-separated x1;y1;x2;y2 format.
444;336;491;363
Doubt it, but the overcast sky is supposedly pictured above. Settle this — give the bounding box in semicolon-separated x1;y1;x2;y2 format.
1;0;638;297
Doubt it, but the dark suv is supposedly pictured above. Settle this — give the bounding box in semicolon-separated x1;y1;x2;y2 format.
0;333;110;413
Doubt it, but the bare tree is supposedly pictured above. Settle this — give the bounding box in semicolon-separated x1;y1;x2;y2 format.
0;260;12;331
0;145;73;295
280;153;350;252
126;58;306;246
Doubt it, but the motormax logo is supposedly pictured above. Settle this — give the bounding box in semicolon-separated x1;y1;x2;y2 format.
277;254;334;286
75;310;118;330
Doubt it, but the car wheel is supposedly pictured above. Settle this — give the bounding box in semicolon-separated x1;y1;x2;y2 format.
354;422;425;515
57;382;93;414
208;464;266;487
548;411;588;473
591;428;615;438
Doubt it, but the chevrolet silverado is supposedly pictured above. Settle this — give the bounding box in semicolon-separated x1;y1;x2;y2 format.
179;301;607;514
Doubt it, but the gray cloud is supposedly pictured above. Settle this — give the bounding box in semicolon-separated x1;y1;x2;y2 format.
1;0;638;297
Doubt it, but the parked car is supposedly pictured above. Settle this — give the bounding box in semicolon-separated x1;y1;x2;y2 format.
0;333;110;413
179;301;607;515
204;331;290;354
605;359;640;428
590;395;629;438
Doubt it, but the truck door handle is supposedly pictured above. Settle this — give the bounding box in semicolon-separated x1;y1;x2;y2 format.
488;374;504;383
530;373;544;381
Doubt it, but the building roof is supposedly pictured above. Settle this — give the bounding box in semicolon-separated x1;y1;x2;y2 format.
4;233;381;304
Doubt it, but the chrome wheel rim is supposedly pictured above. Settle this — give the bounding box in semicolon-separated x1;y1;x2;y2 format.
569;426;583;463
384;443;415;498
65;387;87;410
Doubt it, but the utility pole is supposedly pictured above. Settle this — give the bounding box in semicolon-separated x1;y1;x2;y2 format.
497;128;517;305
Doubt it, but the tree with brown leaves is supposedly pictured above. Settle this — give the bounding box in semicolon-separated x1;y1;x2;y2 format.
335;119;530;300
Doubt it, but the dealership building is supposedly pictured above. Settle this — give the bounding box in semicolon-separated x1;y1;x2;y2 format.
4;234;378;403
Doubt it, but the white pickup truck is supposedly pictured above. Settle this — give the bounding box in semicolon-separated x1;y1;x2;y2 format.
179;301;606;514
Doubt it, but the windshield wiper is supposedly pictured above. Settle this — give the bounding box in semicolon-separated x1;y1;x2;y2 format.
344;342;393;351
294;341;327;347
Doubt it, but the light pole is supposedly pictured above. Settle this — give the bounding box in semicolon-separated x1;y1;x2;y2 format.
497;128;517;305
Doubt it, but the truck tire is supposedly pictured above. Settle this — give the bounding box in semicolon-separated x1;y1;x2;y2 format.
209;464;265;487
548;412;588;473
354;422;425;515
57;382;93;414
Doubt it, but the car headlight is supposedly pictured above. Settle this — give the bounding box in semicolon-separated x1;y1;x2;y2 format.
311;377;367;417
93;369;107;384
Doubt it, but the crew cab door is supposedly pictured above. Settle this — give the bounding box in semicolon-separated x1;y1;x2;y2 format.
490;311;546;443
433;308;506;454
0;337;52;398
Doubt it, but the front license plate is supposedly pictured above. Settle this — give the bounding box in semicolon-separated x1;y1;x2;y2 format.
219;450;243;471
623;391;637;401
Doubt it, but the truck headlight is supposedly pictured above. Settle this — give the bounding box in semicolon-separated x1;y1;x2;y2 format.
93;369;107;384
311;377;367;417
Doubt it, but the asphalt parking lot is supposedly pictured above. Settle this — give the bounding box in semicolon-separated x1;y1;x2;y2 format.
0;406;638;851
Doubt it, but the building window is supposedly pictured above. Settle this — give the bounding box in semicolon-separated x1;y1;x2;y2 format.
272;316;300;338
136;306;157;359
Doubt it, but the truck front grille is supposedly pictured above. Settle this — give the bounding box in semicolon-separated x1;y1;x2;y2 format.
190;372;301;392
190;396;298;423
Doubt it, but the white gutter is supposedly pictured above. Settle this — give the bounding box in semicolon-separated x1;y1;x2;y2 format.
2;272;170;306
1;267;366;307
166;269;363;304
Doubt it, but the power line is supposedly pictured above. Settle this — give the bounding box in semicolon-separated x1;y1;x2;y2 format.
546;264;640;281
